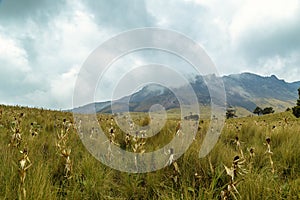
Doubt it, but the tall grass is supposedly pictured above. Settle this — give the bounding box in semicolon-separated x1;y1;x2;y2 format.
0;105;299;199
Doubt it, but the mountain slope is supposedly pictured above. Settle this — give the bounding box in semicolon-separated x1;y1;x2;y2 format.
223;73;299;111
73;73;300;115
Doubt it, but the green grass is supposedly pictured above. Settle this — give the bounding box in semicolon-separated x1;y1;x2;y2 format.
0;104;299;199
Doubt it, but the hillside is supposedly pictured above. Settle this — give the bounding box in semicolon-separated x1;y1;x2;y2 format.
223;73;299;111
73;72;300;115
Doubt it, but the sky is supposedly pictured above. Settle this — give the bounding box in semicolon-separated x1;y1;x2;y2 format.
0;0;299;109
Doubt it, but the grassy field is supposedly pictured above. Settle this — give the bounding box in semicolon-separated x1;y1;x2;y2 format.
0;104;299;199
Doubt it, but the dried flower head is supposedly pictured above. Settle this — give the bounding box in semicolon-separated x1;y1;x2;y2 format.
233;155;240;163
248;147;255;159
235;136;239;141
266;137;271;144
264;137;275;173
249;147;254;154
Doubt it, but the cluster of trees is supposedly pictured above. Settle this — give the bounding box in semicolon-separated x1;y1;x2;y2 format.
226;107;237;119
253;106;275;116
292;88;300;118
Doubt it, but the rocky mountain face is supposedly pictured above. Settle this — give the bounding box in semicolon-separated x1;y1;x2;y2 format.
72;73;300;114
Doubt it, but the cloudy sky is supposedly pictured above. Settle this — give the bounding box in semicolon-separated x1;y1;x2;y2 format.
0;0;299;109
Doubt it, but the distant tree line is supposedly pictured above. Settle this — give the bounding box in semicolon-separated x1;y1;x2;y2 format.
253;106;275;116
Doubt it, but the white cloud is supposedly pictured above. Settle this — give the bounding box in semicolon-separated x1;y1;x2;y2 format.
229;0;299;43
0;0;300;109
50;65;80;109
255;52;300;82
0;1;114;109
0;33;30;72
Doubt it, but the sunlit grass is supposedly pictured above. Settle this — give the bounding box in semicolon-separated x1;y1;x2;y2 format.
0;105;299;199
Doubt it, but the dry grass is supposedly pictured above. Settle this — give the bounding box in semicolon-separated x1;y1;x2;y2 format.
0;104;299;199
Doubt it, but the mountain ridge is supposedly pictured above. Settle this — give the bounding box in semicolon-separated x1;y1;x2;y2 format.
72;72;300;115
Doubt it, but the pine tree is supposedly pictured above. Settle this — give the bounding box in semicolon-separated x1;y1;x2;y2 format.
292;88;300;118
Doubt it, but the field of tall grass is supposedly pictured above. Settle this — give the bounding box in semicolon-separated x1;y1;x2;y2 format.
0;104;299;199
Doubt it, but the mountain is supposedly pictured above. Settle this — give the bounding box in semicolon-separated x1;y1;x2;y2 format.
72;73;300;115
222;73;299;111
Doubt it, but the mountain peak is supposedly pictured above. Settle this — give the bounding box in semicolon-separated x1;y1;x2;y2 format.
73;73;300;114
270;74;278;79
